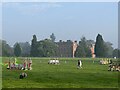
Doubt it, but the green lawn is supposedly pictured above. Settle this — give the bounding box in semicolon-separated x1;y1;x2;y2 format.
1;57;119;88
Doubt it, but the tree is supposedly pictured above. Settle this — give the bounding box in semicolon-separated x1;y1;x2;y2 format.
75;45;86;57
30;35;38;57
86;40;95;47
1;40;14;56
86;40;95;57
78;37;87;57
37;39;57;57
14;43;21;57
113;49;120;58
19;42;31;56
104;42;113;57
75;37;91;57
50;33;56;42
95;34;106;57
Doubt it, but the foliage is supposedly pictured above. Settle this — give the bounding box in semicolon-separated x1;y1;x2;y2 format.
95;34;107;57
75;45;86;57
55;40;72;57
0;34;118;58
19;42;31;56
104;42;114;57
75;37;92;57
37;39;57;57
1;40;14;56
30;35;38;57
113;49;120;58
50;33;56;42
14;43;21;57
30;35;57;57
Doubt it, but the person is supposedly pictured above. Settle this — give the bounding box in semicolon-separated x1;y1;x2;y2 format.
19;72;27;79
7;59;11;69
18;64;23;70
117;64;120;71
29;58;32;70
77;60;82;69
11;62;15;69
23;60;27;70
27;59;31;70
111;63;116;71
79;60;82;68
116;64;120;72
109;59;113;64
108;59;112;70
108;60;113;71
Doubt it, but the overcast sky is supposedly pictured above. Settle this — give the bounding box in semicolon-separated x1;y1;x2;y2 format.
2;2;118;48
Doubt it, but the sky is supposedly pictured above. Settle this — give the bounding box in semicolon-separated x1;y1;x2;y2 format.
2;2;118;48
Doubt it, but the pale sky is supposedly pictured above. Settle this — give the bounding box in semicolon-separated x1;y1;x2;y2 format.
2;2;118;48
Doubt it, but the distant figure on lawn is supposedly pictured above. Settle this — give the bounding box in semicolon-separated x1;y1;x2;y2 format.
77;60;82;69
48;58;60;65
23;60;27;70
108;59;113;71
6;58;32;70
28;58;32;70
7;59;11;69
22;58;32;70
19;72;27;79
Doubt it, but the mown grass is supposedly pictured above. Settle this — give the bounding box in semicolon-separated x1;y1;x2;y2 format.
1;57;119;88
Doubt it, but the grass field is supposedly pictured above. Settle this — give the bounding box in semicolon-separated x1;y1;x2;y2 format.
1;57;119;88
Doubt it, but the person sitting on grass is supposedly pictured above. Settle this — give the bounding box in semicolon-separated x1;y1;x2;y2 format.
118;64;120;71
11;62;15;69
19;72;27;79
115;64;120;72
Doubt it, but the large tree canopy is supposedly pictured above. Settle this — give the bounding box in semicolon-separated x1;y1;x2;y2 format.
75;37;92;57
37;39;57;57
19;42;31;56
1;34;118;58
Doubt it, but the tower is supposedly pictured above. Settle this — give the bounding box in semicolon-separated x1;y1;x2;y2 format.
90;44;96;58
72;41;78;58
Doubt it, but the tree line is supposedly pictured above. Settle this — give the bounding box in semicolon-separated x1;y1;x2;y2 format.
0;33;120;58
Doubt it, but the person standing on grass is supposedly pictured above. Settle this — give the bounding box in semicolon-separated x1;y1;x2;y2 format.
108;59;113;71
29;58;32;70
23;59;27;70
77;60;82;69
7;59;11;69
